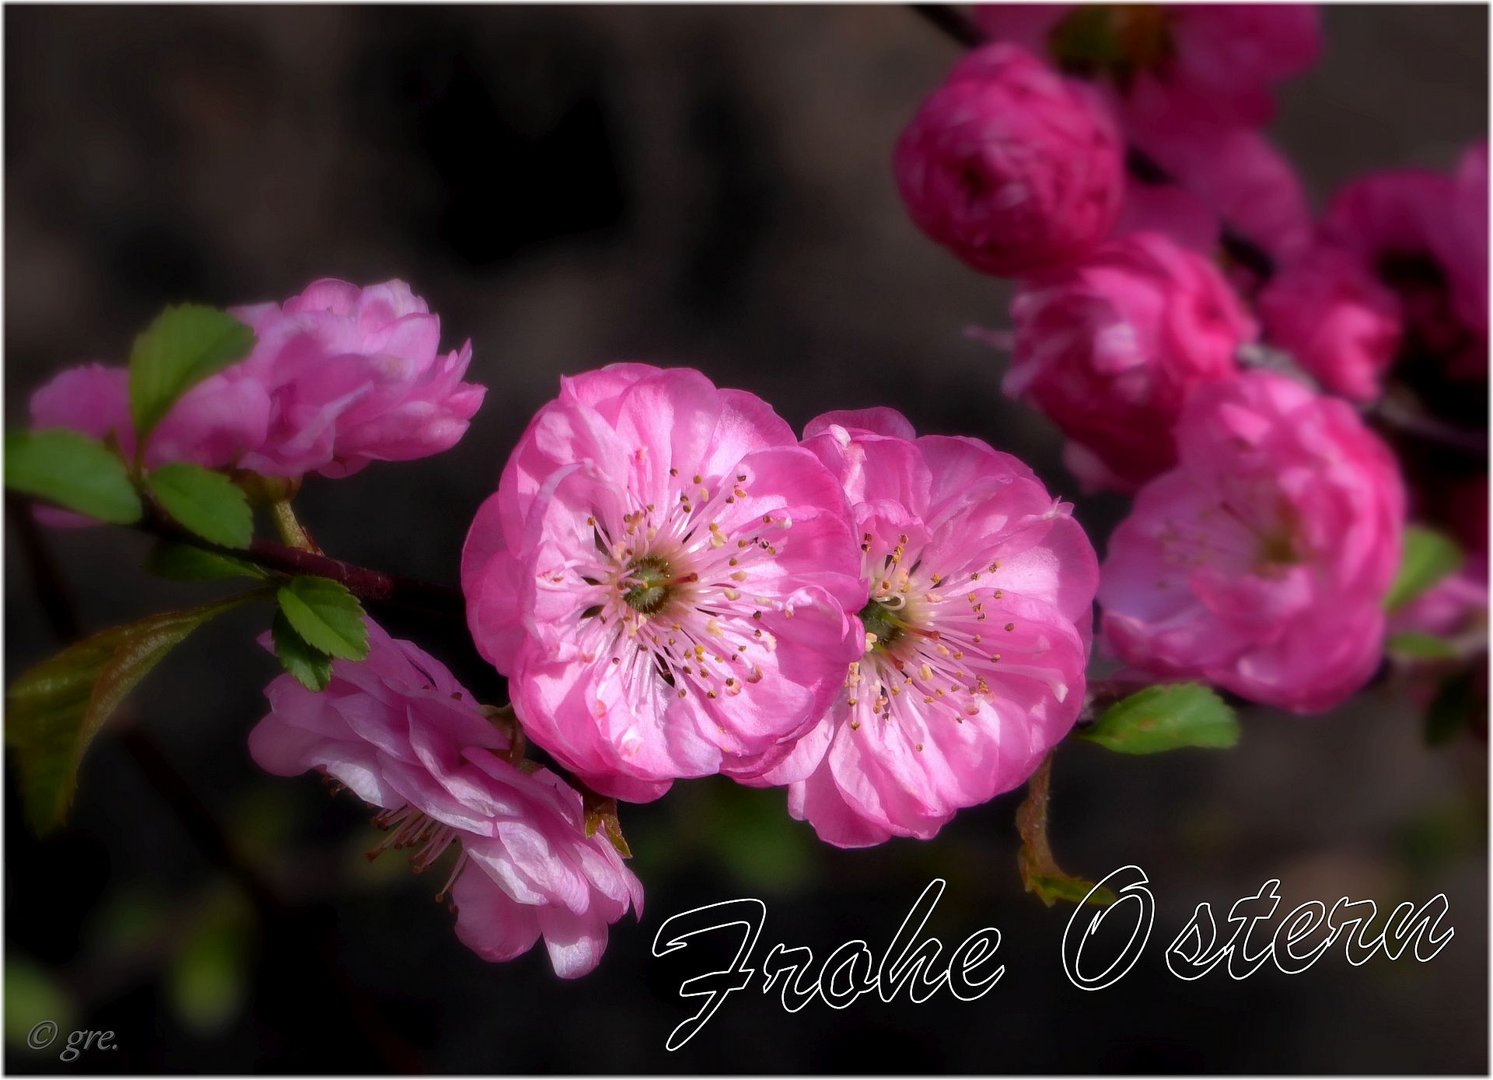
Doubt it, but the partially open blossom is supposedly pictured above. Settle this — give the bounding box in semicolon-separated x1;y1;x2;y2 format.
249;619;642;978
231;279;486;478
462;364;866;803
1258;246;1403;401
30;363;271;470
972;4;1322;131
1100;371;1406;714
1390;558;1488;642
757;409;1097;848
893;43;1124;277
27;278;485;499
1004;232;1255;492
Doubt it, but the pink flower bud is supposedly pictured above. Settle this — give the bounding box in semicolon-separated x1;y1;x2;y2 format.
1004;232;1255;493
1099;371;1406;714
893;43;1124;277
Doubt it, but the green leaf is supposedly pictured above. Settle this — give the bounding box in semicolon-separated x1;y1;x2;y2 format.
146;540;270;583
271;610;332;692
1386;526;1464;613
145;463;253;548
1081;683;1239;754
276;577;368;661
6;596;251;832
5;429;142;524
1387;631;1460;662
128;305;255;446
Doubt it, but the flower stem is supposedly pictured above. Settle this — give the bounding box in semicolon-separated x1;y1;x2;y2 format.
269;498;319;553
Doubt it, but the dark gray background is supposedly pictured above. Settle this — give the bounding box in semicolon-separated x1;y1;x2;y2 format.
5;4;1488;1073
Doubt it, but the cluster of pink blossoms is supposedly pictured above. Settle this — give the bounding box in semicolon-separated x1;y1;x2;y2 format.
461;367;1098;847
894;3;1487;714
32;278;485;480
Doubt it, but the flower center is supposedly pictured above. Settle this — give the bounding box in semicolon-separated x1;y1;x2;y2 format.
858;598;907;652
622;554;674;615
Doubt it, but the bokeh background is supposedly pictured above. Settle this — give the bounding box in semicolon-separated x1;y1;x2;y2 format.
4;3;1488;1073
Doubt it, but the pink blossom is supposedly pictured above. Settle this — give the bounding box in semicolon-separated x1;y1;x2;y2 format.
757;410;1095;847
1390;558;1488;642
1100;371;1406;714
893;43;1125;278
1258;246;1403;401
461;364;866;803
1004;232;1256;493
1129;126;1313;269
29;363;271;470
250;619;642;978
1321;166;1485;380
231;279;486;478
971;4;1322;130
1430;142;1490;349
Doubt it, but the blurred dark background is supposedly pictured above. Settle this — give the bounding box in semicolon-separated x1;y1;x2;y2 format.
4;4;1488;1073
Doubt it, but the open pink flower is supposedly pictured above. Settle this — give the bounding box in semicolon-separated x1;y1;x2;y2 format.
893;43;1124;277
972;4;1321;131
1100;371;1406;714
250;619;642;978
1258;246;1403;402
232;279;486;478
1004;232;1255;493
462;365;866;803
756;409;1097;848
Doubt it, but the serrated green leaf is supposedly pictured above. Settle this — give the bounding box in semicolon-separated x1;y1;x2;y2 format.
128;305;255;447
145;463;252;548
271;610;332;692
5;429;142;524
276;577;368;661
146;540;270;583
1387;631;1461;661
1386;526;1464;613
1081;683;1239;754
6;596;252;832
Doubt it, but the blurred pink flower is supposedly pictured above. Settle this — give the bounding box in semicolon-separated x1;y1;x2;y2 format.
1004;232;1255;493
1258;246;1403;401
893;43;1125;277
1390;558;1488;641
461;364;866;803
1321;164;1486;380
971;4;1321;130
1100;371;1406;714
232;278;486;478
756;409;1096;848
1129;126;1314;269
250;619;642;978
